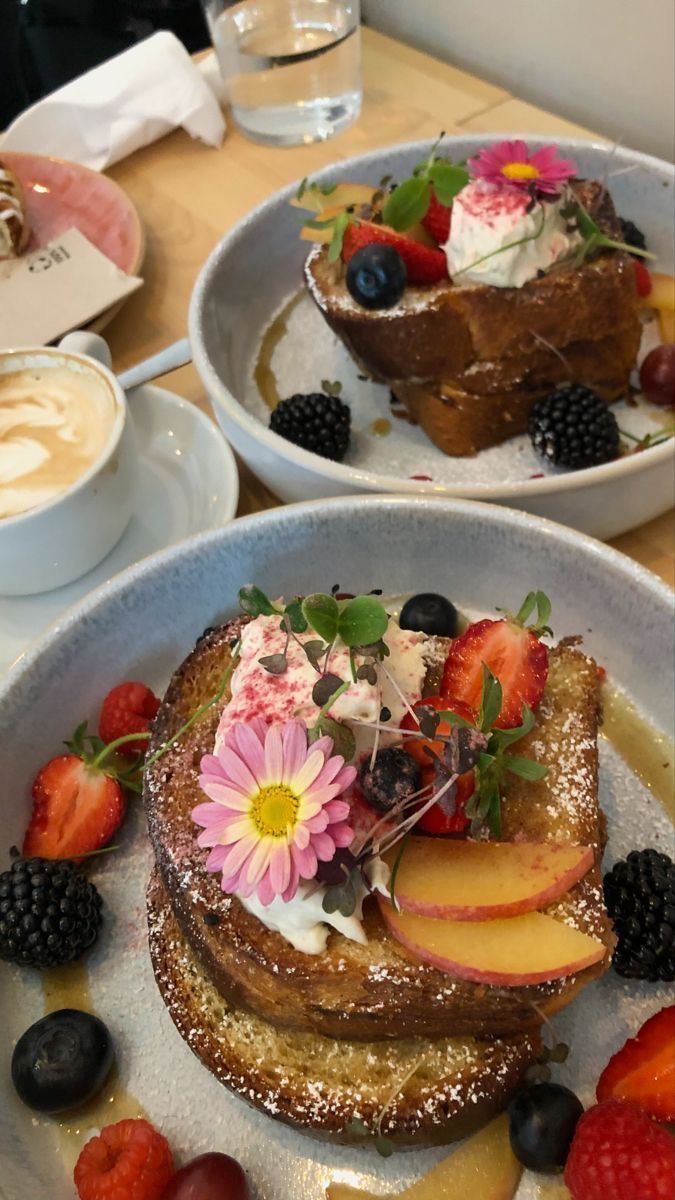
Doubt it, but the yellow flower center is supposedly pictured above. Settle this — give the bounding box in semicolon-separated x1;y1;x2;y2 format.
501;162;540;181
250;784;299;838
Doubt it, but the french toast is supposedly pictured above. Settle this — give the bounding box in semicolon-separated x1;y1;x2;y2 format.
145;621;613;1050
302;177;642;456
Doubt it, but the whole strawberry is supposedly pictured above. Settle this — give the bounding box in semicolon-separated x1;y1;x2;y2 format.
99;682;160;756
421;188;452;244
564;1100;675;1200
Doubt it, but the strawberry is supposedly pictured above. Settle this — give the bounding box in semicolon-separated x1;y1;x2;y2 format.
421;188;451;244
401;696;477;835
441;595;550;730
416;770;474;835
634;259;652;298
596;1005;675;1121
564;1100;675;1200
401;695;476;768
74;1118;175;1200
22;723;135;860
99;682;160;756
342;220;447;285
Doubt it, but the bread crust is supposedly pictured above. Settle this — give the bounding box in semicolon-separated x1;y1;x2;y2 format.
144;623;613;1044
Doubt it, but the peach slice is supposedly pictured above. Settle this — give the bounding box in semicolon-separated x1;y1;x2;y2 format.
387;838;593;920
326;1113;521;1199
659;308;675;343
378;903;606;986
291;182;377;214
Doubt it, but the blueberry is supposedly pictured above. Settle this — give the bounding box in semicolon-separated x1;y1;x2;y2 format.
359;748;421;813
346;244;407;309
11;1009;114;1113
399;593;458;638
508;1082;583;1173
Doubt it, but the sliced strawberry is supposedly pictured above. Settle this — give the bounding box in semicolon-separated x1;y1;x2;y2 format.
401;695;476;835
342;220;448;285
416;770;474;835
596;1005;675;1121
442;618;549;729
23;754;126;860
400;695;476;768
421;188;451;244
634;259;652;298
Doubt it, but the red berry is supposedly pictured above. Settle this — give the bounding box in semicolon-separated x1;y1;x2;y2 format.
416;770;474;835
401;695;476;834
633;259;652;298
401;695;476;768
564;1101;675;1200
442;618;549;729
161;1152;251;1200
23;754;126;860
421;189;451;244
99;682;161;756
342;220;447;284
74;1118;175;1200
639;345;675;407
596;1005;675;1122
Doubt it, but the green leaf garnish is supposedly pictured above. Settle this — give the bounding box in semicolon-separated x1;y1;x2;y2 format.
563;196;656;263
338;595;389;648
283;598;308;633
238;585;280;618
328;210;352;263
302;593;340;642
503;754;549;781
382;176;430;231
388;833;410;913
478;665;503;732
428;160;470;206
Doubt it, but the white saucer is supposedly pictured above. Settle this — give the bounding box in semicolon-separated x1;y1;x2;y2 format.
0;383;239;674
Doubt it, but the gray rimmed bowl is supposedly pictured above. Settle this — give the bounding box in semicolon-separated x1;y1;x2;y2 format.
0;496;673;1200
189;135;675;539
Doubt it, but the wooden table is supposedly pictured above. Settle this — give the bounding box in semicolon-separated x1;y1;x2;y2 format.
106;27;674;586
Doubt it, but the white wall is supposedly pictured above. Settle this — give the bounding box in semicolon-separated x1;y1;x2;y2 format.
362;0;675;162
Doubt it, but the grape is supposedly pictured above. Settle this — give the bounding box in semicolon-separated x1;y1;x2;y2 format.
161;1153;251;1200
639;345;675;407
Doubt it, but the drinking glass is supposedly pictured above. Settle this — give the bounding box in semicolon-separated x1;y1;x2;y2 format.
201;0;362;145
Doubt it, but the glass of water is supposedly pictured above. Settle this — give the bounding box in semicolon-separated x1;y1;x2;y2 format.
202;0;362;145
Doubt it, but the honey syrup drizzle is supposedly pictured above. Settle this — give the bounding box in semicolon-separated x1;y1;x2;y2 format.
601;684;675;820
254;289;305;410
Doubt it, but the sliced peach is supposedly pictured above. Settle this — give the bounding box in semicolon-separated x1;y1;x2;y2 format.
291;182;377;214
387;838;593;920
659;308;675;343
379;903;606;986
326;1113;521;1199
640;272;675;313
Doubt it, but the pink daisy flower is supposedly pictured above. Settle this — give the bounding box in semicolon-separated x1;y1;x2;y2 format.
468;139;577;196
193;717;356;905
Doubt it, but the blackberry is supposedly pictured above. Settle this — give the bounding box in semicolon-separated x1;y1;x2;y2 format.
359;747;421;813
603;849;675;982
619;217;647;256
0;858;103;969
270;393;351;462
528;385;620;469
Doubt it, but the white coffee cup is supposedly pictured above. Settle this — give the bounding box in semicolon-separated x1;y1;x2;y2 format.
0;334;138;595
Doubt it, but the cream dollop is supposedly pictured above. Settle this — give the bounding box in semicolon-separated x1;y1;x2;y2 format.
445;180;580;288
0;366;116;519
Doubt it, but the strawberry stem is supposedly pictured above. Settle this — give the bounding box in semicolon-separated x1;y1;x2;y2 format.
92;731;151;769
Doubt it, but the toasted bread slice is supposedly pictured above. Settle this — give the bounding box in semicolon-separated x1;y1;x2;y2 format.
144;623;613;1043
147;869;541;1146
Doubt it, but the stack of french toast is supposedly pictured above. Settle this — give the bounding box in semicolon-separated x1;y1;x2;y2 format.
144;599;613;1147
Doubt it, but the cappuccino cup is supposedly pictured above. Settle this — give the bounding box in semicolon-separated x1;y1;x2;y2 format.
0;336;137;595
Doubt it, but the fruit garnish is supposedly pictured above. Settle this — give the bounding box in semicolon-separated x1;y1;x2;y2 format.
0;857;103;968
603;849;675;981
416;771;475;835
380;135;469;234
161;1153;251;1200
421;188;452;244
528;386;621;469
359;747;422;813
12;1008;114;1113
639;345;675;407
401;695;477;769
564;1100;675;1200
269;390;352;460
442;590;551;730
634;258;653;297
342;220;447;285
641;272;675;313
98;682;160;756
346;243;407;309
399;591;459;637
596;1005;675;1121
74;1117;175;1200
508;1082;583;1172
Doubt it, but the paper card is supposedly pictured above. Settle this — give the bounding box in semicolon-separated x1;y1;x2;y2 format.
0;228;143;349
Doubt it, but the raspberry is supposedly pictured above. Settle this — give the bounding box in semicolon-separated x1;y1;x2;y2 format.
98;683;161;756
564;1100;675;1200
74;1118;175;1200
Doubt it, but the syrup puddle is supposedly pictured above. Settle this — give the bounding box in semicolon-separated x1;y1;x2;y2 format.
254;289;304;410
371;417;391;436
601;684;674;821
41;962;148;1174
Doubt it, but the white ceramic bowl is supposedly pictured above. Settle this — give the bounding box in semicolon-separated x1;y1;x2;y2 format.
189;135;675;539
0;497;673;1200
0;339;137;595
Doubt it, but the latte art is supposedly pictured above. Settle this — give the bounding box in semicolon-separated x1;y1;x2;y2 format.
0;365;117;519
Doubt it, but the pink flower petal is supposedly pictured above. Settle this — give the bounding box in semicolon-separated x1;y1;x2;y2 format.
224;724;267;785
205;845;228;872
243;837;275;887
333;822;355;848
293;823;311;850
197;779;252;810
281;720;309;778
311;831;337;861
216;744;260;795
324;799;351;823
256;871;276;906
269;842;291;893
306;811;329;834
263;722;284;784
282;858;301;902
291;841;317;879
291;748;327;793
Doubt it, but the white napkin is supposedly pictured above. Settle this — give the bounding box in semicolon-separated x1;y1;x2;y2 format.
1;32;226;170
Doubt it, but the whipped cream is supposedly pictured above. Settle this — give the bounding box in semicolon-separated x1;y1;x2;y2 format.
0;365;116;519
445;180;580;288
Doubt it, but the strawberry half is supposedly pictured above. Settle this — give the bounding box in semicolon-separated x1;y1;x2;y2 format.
342;220;447;285
401;695;476;835
421;188;451;244
442;607;549;730
596;1005;675;1121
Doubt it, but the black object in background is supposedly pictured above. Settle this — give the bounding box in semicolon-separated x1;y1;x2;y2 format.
1;0;210;128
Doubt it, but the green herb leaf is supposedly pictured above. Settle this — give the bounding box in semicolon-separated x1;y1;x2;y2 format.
239;585;279;617
338;595;389;648
328;210;352;262
428;160;469;205
302;639;328;669
504;754;549;781
382;176;430;231
258;653;288;676
375;1135;394;1158
283;599;308;633
490;704;536;748
438;708;474;729
388;833;410;912
312;673;345;708
478;664;503;732
317;715;356;762
295;176;308;201
514;591;538;626
302;593;340;642
345;1116;369;1137
320;378;342;396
